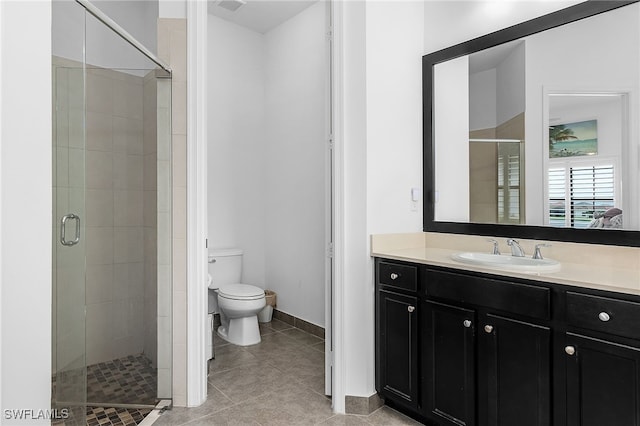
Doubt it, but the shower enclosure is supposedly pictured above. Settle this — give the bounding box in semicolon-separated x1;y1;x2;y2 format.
52;1;172;423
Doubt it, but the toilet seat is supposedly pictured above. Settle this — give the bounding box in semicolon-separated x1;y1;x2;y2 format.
218;283;265;300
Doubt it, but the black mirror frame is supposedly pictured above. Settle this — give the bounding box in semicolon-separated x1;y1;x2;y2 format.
423;0;640;247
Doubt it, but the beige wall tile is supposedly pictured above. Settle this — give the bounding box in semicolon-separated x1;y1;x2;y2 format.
127;155;144;190
86;71;114;115
172;237;186;293
157;160;172;213
172;187;186;239
157;368;172;399
86;226;114;265
171;134;186;187
172;290;187;345
158;213;172;266
144;190;158;228
86;264;114;305
144;154;158;191
158;265;172;317
86;189;114;227
157;316;172;369
114;190;144;227
169;29;187;82
171;82;187;135
86;111;113;152
86;150;113;190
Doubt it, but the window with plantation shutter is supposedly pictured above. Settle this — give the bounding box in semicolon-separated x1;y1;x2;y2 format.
497;144;522;224
547;163;616;228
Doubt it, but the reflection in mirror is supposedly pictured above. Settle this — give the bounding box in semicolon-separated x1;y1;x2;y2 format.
432;1;640;233
545;93;630;229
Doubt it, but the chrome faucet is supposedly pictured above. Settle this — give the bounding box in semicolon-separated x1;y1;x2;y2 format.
487;239;500;255
533;243;551;260
506;239;525;257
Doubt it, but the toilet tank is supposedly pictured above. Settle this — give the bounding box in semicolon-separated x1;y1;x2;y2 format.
208;248;243;286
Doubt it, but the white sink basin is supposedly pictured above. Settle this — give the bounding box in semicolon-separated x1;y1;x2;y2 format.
451;252;561;273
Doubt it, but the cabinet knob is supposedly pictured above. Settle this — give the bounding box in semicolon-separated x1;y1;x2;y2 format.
390;273;399;280
407;306;415;313
598;312;611;322
565;346;576;356
463;320;472;328
484;325;494;333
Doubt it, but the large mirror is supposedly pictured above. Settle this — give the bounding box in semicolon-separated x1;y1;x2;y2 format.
423;0;640;246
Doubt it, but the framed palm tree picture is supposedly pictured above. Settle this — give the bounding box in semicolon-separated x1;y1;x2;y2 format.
549;119;598;158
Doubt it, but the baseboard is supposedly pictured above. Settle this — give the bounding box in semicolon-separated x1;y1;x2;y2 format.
345;393;383;415
273;309;325;339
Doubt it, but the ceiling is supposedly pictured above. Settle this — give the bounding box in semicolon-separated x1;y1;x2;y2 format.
208;0;318;34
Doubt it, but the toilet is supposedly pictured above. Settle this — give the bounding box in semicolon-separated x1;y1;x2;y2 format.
208;249;266;346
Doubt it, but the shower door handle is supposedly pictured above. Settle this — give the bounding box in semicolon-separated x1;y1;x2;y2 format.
60;213;81;246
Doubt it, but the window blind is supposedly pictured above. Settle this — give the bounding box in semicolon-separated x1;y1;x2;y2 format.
548;164;615;228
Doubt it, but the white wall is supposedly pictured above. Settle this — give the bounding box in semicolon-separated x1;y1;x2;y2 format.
264;2;326;326
207;4;327;326
469;68;496;131
496;42;525;126
337;0;425;400
0;1;52;424
434;56;470;222
207;15;267;286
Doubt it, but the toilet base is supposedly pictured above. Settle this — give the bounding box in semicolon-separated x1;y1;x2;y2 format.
217;315;261;346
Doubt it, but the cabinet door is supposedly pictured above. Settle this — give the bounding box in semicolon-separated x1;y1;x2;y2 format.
378;289;419;409
479;314;551;426
565;332;640;426
424;300;476;426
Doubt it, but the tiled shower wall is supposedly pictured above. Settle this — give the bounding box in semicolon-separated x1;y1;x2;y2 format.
83;66;147;365
158;18;187;407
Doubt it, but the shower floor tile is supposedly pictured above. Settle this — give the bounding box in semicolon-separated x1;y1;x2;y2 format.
86;354;157;406
52;353;158;426
52;406;151;426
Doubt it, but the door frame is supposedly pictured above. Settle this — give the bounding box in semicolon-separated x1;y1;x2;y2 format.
185;0;344;410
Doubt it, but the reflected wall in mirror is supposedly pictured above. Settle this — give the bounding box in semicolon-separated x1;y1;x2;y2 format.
426;0;640;245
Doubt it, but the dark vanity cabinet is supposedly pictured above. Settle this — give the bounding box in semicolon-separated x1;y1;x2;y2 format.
423;268;551;426
375;258;640;426
375;260;420;411
563;292;640;426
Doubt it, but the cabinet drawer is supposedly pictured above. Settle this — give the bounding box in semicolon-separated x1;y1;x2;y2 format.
378;261;418;292
566;292;640;340
426;269;550;320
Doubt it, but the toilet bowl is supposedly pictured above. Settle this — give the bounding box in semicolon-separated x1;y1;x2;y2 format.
216;284;266;346
208;249;266;346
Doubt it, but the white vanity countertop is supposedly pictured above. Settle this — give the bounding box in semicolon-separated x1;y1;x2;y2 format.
371;233;640;297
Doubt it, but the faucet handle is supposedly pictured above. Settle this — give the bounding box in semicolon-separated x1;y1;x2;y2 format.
486;238;500;255
533;243;551;260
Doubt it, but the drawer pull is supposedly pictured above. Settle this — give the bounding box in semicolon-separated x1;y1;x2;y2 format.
565;346;576;356
390;273;399;280
463;320;472;328
407;306;415;313
598;312;611;322
484;325;494;333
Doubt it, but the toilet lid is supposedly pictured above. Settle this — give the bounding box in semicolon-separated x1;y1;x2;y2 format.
218;284;265;300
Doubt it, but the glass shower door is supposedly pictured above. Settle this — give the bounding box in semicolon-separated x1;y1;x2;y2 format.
52;62;87;426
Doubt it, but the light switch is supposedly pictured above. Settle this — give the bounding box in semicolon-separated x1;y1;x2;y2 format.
411;187;421;202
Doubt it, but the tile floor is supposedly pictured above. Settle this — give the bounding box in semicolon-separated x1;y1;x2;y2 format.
153;319;421;425
52;354;157;426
